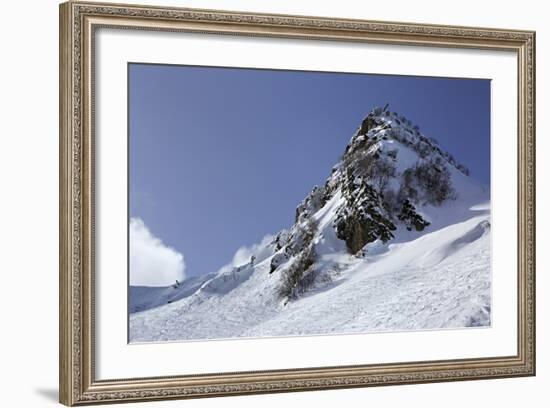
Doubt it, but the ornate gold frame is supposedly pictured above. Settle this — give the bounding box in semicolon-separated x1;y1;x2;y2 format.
59;1;536;405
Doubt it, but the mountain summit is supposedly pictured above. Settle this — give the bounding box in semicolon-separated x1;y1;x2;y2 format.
268;105;483;301
130;106;491;342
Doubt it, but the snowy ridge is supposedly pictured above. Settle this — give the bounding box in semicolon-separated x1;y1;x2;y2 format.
130;106;491;342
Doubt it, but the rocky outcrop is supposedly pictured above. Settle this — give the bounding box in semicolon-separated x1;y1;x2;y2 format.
335;170;396;254
398;200;430;232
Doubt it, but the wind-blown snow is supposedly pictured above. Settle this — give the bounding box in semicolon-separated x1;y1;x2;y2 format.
216;234;275;275
129;218;186;287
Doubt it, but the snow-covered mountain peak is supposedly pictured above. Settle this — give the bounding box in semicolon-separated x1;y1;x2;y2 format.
347;105;470;176
130;107;491;342
289;105;486;257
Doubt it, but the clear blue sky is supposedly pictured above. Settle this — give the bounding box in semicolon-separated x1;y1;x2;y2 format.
129;63;490;277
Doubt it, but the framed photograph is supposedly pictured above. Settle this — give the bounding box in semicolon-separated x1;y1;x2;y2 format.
59;1;536;405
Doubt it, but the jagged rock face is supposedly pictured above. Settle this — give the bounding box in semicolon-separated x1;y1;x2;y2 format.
335;169;396;253
270;105;469;299
398;200;430;232
335;212;393;254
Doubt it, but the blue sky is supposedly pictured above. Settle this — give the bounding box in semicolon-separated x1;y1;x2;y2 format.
129;63;490;278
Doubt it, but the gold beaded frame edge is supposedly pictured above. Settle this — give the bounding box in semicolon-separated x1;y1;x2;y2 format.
59;1;536;405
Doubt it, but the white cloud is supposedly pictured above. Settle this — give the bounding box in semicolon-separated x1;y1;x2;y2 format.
130;218;185;287
217;234;274;274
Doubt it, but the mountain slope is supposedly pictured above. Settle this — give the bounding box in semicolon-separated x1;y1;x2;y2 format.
129;106;491;342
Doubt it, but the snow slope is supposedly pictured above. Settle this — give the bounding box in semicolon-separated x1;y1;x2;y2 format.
129;273;215;314
129;106;491;343
129;200;490;342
